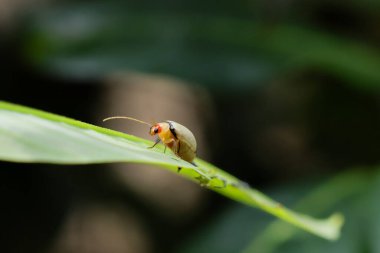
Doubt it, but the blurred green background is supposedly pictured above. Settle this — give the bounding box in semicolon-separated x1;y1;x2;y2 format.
1;0;380;252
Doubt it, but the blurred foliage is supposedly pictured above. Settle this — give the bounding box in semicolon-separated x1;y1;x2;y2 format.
21;0;380;90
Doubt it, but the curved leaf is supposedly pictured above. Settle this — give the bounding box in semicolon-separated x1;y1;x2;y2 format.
0;101;343;240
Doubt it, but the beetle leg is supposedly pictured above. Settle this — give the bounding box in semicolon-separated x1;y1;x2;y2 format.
174;140;183;174
176;142;184;173
176;141;181;155
148;138;161;149
165;139;181;173
167;138;180;155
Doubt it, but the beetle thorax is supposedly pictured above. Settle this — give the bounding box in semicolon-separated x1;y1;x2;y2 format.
157;123;173;142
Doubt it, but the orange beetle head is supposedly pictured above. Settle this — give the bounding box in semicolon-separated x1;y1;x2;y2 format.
149;124;162;136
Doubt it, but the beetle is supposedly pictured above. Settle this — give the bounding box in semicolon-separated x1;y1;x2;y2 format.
103;116;197;171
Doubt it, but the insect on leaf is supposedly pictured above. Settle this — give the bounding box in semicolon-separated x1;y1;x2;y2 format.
0;101;344;240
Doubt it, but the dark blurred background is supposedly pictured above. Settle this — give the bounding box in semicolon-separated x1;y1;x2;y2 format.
1;0;380;253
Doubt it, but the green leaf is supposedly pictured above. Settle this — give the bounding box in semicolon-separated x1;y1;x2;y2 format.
178;171;369;253
0;101;343;240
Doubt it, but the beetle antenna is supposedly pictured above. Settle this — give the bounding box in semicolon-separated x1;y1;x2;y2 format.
103;116;151;126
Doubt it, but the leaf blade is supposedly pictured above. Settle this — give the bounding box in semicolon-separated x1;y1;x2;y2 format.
0;101;343;240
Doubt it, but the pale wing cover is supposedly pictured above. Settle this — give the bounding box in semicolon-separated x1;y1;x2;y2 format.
167;121;197;162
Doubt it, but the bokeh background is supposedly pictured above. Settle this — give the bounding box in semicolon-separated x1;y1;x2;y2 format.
1;0;380;253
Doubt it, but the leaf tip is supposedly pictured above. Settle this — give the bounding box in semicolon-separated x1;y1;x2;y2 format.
325;212;345;241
